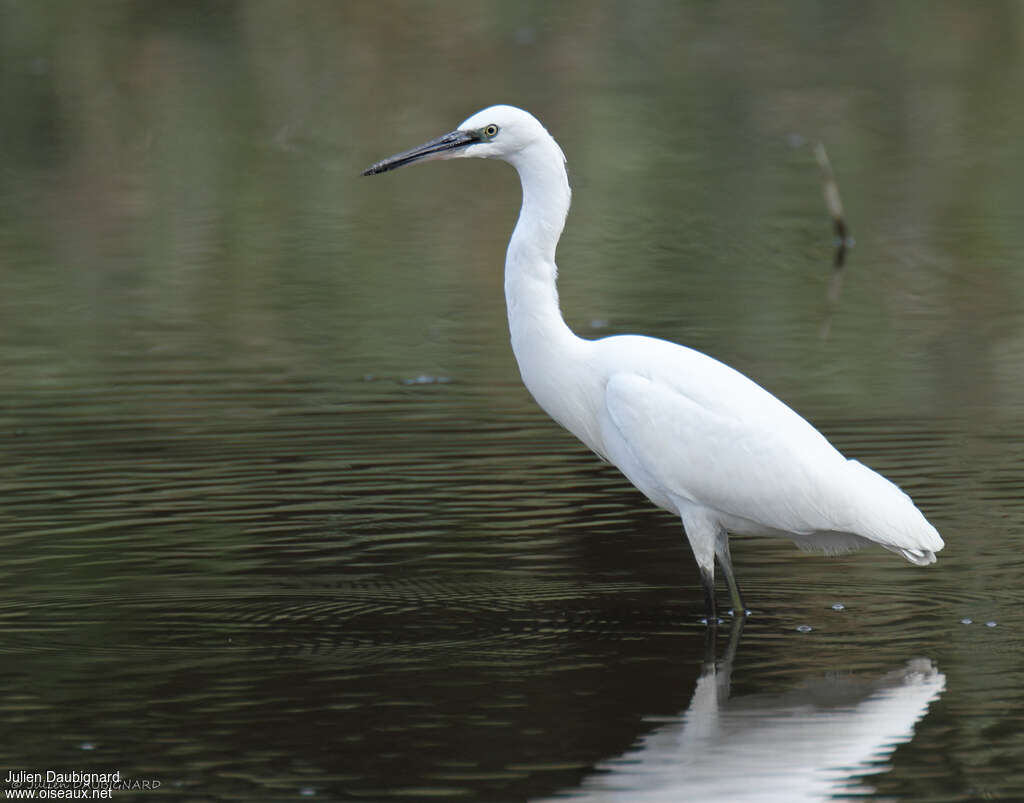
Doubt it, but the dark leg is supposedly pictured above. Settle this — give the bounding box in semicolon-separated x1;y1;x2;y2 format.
699;565;718;625
715;534;747;616
680;509;723;626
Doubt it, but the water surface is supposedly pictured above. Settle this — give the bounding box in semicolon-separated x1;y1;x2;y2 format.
2;3;1024;801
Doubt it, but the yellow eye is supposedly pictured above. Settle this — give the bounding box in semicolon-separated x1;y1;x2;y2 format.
483;124;499;138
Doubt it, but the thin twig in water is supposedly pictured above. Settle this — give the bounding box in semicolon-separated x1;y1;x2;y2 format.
814;142;850;272
814;142;851;339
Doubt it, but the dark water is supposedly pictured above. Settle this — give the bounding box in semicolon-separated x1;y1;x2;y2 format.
3;3;1024;801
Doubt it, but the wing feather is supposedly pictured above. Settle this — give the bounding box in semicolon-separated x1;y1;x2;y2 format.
603;371;852;536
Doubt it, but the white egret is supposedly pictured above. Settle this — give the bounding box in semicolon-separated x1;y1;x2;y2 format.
363;105;943;622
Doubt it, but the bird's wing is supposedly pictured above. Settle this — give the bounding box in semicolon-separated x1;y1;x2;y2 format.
602;370;849;535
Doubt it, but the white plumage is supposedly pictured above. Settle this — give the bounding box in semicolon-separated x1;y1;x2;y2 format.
363;104;943;620
539;658;946;801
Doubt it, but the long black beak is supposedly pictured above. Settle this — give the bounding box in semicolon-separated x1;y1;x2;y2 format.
362;129;480;176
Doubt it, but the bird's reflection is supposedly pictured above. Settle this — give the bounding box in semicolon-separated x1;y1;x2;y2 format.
547;621;945;802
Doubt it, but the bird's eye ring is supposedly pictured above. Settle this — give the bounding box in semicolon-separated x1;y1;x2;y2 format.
483;124;499;139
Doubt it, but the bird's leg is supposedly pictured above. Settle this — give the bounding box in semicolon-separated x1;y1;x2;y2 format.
699;565;718;625
682;510;721;625
715;532;747;616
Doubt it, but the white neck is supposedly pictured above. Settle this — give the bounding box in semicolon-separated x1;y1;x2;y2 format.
504;137;578;356
499;132;606;455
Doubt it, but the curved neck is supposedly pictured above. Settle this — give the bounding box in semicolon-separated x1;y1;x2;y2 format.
504;138;576;350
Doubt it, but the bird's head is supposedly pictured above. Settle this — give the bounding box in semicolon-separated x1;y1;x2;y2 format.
362;105;561;175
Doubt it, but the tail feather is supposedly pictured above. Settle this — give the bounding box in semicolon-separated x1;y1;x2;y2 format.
836;460;944;564
894;546;938;566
